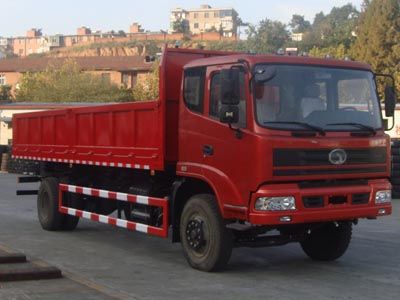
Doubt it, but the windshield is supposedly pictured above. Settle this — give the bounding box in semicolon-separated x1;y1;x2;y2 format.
253;65;382;132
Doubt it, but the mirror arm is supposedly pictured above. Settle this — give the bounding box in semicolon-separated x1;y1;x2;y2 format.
228;123;243;139
387;115;395;131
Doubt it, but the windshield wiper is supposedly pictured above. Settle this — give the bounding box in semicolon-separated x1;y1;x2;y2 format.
326;123;376;135
264;121;326;136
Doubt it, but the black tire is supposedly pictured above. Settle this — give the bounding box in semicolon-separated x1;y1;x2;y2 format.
391;148;400;155
390;178;400;185
392;156;400;163
301;222;352;261
180;194;233;272
391;140;400;147
391;163;400;171
37;177;64;231
391;184;400;191
392;191;400;199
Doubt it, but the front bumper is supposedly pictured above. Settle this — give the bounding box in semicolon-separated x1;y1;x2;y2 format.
249;179;392;225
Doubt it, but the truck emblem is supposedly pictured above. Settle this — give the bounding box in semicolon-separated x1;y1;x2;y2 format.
328;149;347;165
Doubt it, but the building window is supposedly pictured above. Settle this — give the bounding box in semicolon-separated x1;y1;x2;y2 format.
0;75;6;86
194;12;198;18
214;11;219;18
220;10;232;17
121;73;130;87
194;23;199;29
205;12;209;18
101;73;111;82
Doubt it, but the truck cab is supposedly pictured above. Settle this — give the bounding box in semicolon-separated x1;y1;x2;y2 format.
174;53;394;269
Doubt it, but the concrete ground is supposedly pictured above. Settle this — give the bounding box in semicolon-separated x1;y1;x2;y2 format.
0;173;399;300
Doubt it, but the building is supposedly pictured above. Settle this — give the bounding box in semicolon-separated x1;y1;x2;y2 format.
291;33;304;42
129;23;144;34
169;4;238;37
0;56;153;95
0;49;6;60
77;27;92;36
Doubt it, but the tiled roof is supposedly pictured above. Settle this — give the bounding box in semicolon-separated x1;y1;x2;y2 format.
0;56;153;72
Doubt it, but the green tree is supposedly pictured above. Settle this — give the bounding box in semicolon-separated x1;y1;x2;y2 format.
289;14;311;33
351;0;400;94
308;44;348;59
0;85;12;101
132;62;159;101
302;4;359;49
15;59;133;102
247;18;289;53
172;19;190;34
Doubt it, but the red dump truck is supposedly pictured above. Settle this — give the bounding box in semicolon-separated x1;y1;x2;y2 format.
12;47;396;271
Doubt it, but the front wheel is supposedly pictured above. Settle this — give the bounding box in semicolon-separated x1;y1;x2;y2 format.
180;194;233;272
300;221;352;261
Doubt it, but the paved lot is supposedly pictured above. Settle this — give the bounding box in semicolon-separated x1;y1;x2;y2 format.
0;173;399;300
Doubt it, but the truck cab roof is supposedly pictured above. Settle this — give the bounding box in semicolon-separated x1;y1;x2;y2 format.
184;53;372;72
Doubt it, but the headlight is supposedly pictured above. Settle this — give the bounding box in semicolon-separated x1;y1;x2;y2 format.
375;190;391;204
255;196;296;211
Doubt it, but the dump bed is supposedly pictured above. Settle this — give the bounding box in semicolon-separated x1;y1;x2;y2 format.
12;100;164;170
12;47;237;171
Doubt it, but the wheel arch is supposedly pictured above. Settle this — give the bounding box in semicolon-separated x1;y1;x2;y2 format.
170;177;215;243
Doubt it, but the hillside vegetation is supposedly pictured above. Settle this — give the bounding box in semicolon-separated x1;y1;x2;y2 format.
16;0;400;102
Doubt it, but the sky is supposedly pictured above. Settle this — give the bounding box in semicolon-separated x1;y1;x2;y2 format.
0;0;363;37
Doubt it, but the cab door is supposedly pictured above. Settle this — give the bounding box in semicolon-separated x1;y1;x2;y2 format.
200;66;255;207
178;65;255;208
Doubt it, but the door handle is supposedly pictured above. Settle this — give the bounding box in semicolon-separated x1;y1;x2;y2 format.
203;145;214;156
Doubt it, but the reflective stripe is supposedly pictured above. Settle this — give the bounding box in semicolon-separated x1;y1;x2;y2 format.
136;223;148;233
136;195;149;205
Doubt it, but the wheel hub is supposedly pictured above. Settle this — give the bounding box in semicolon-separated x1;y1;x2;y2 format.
186;219;205;250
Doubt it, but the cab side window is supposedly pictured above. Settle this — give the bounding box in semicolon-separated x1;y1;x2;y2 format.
209;70;246;128
184;67;205;113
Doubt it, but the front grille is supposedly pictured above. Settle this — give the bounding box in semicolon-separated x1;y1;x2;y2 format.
352;193;370;205
273;147;386;167
298;179;368;189
303;196;324;208
273;166;386;176
302;192;371;208
329;195;347;205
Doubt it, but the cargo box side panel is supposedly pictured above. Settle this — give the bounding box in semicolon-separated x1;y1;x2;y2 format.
12;102;164;171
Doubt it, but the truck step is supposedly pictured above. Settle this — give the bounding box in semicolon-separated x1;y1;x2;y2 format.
18;176;41;183
16;190;39;196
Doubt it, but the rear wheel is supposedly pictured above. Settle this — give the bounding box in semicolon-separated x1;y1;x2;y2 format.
180;194;233;272
300;221;352;261
37;177;63;231
37;177;79;231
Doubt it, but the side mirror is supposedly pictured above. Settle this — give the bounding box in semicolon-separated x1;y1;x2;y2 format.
220;69;240;105
254;66;277;83
219;105;239;124
384;85;396;117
